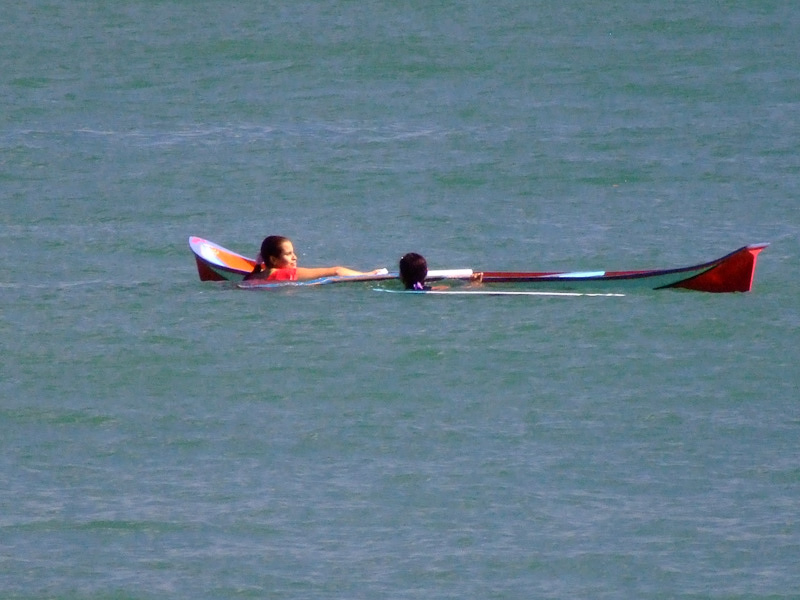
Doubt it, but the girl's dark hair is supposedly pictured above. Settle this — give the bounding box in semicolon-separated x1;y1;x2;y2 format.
243;235;290;281
399;252;428;289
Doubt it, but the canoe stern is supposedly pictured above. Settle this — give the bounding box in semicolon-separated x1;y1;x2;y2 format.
666;243;768;293
189;236;253;282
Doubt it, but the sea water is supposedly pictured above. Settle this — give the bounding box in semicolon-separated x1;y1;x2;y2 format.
2;1;799;598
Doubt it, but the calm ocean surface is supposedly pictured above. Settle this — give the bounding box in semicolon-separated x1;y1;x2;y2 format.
2;1;799;598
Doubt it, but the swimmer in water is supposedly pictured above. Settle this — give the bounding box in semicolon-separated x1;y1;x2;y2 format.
243;236;384;282
399;252;483;290
399;252;430;290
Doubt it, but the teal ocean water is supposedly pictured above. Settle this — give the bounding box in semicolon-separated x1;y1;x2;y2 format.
2;2;799;598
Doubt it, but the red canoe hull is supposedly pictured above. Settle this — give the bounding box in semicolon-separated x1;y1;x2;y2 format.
480;244;768;293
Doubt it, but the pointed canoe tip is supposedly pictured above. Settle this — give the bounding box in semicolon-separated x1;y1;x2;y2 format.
748;242;770;250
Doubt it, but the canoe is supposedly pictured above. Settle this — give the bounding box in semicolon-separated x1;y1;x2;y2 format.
188;236;768;293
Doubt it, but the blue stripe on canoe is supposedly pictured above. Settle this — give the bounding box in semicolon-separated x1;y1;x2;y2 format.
554;271;606;278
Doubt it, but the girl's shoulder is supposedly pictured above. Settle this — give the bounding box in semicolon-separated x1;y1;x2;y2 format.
267;267;297;281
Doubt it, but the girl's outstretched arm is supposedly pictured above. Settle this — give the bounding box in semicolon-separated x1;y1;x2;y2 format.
295;266;383;280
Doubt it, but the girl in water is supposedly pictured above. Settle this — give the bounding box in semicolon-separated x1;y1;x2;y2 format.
399;252;430;290
399;252;483;290
243;236;384;282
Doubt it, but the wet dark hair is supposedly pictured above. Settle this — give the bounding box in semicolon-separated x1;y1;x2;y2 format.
243;235;291;281
399;252;428;290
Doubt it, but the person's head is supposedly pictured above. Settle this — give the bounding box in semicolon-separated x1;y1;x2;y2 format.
260;235;296;269
249;235;296;276
399;252;428;290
